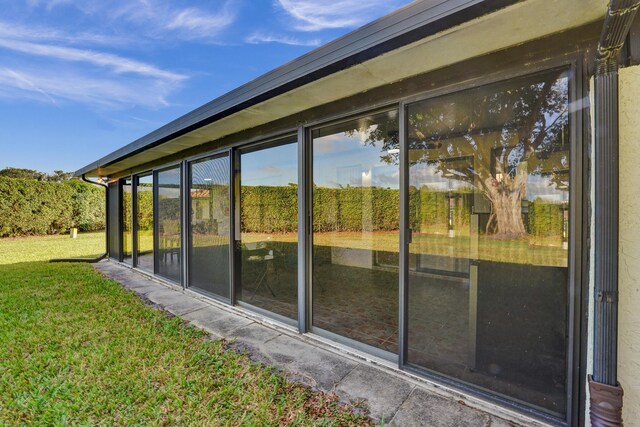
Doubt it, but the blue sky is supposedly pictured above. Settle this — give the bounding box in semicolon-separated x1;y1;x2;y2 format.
0;0;412;174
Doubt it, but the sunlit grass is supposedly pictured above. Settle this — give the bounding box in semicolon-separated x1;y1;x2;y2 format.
0;234;369;425
0;231;105;265
240;231;567;267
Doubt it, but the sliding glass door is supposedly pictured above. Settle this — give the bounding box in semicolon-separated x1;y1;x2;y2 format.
311;110;399;355
404;69;570;416
188;154;231;300
135;173;154;272
121;177;132;264
238;140;298;322
156;166;182;283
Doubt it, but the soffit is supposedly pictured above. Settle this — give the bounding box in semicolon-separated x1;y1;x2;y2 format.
89;0;606;177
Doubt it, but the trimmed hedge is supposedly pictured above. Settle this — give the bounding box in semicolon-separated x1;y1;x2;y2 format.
0;173;563;239
528;198;566;238
241;185;561;238
240;185;473;233
0;177;104;237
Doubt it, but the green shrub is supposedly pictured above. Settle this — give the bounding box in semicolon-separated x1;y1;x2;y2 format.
528;198;565;238
0;177;104;237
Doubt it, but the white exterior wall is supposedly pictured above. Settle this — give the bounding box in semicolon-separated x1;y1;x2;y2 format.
618;64;640;426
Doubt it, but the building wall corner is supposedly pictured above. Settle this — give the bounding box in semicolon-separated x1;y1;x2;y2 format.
617;64;640;425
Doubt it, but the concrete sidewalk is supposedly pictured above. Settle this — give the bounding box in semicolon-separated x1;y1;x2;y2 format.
94;261;546;427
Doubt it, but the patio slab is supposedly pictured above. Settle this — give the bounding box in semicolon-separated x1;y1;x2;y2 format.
93;260;545;427
390;388;494;427
335;364;415;424
260;334;358;390
164;296;211;316
181;306;254;338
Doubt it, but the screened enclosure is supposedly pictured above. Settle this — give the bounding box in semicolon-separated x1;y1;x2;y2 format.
110;63;578;423
135;173;154;272
188;154;231;299
238;140;299;322
156;166;182;283
405;68;570;415
311;111;400;354
121;177;132;264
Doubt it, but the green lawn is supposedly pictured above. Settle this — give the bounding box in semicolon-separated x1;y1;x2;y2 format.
0;233;369;426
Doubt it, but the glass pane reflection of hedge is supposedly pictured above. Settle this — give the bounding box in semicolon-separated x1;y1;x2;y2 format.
240;184;566;267
136;189;154;254
143;184;565;267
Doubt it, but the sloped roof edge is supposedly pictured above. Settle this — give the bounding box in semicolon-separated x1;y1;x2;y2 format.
75;0;517;177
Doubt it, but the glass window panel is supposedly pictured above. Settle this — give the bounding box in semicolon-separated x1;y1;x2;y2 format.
135;173;154;272
312;110;399;353
121;178;132;264
406;69;570;415
188;155;230;299
157;166;182;283
238;141;298;321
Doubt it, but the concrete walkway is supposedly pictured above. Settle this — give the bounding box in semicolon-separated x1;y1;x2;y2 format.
94;261;548;427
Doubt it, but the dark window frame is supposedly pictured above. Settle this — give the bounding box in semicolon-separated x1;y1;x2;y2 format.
119;176;133;264
133;171;154;273
109;40;589;426
396;58;585;426
153;162;184;286
305;107;401;362
235;135;300;328
185;149;233;303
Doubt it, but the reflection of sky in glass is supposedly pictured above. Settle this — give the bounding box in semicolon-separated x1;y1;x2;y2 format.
407;72;569;204
191;155;229;186
158;167;181;197
410;162;568;203
409;164;469;191
158;167;180;186
314;126;399;189
138;174;153;190
242;142;297;186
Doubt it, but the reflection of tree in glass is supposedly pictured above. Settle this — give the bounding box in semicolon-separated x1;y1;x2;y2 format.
366;71;569;239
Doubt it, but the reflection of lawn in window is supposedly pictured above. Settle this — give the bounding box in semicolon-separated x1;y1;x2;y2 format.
137;229;154;253
236;231;566;267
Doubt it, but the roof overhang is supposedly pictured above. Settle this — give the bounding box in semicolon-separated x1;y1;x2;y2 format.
77;0;607;178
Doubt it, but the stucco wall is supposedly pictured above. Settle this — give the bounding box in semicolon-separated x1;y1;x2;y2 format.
618;64;640;426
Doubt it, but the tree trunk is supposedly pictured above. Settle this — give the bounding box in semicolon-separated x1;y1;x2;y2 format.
484;174;527;239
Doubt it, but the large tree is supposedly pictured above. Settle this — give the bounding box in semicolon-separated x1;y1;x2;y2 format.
0;167;74;182
365;70;569;239
0;167;46;181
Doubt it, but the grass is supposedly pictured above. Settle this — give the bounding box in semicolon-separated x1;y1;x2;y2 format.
240;230;568;267
0;233;370;426
0;232;106;265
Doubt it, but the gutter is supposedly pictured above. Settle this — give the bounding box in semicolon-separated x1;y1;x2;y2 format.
49;175;109;263
590;0;640;425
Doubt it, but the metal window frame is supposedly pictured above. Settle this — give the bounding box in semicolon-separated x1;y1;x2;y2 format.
132;171;154;273
153;162;184;286
396;58;585;426
303;106;401;361
184;149;233;302
105;36;592;426
119;176;133;264
131;175;138;268
235;134;300;327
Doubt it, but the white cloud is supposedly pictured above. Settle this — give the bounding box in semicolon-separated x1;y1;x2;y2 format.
276;0;404;31
0;39;186;82
20;0;237;42
0;1;210;109
0;68;58;105
0;20;137;48
0;66;179;108
245;32;321;46
166;7;235;39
